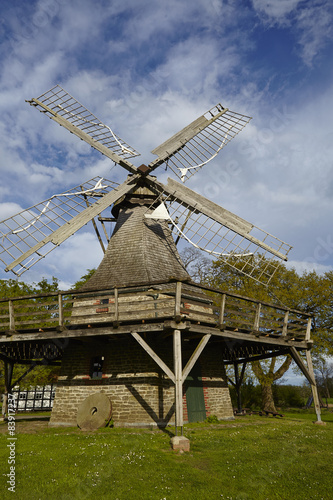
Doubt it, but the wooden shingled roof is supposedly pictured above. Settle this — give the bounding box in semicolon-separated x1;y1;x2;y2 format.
80;184;191;290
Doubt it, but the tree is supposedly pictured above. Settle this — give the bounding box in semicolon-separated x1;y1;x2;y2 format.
314;356;333;404
73;268;96;289
180;248;211;283
181;248;333;411
252;357;292;412
0;277;61;396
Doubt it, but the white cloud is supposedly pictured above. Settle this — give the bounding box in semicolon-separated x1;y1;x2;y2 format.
251;0;301;22
252;0;333;65
0;202;23;220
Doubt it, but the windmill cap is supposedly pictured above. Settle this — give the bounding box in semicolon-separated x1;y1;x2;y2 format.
111;177;160;217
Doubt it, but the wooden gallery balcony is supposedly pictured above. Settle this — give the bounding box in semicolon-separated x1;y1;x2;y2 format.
0;281;312;363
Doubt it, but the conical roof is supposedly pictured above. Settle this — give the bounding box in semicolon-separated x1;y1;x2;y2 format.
81;182;190;290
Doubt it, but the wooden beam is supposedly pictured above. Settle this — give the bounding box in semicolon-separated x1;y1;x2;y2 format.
82;188;105;253
182;334;211;380
173;329;183;434
224;348;290;365
0;321;168;342
11;363;37;387
289;347;316;385
131;332;175;383
149;107;229;168
189;324;308;349
160;177;288;261
5;178;138;272
305;349;322;422
29;98;138;175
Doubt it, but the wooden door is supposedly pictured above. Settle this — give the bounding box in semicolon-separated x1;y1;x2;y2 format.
185;363;206;422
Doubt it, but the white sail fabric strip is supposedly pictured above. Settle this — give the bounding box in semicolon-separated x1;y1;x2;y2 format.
12;178;107;235
178;125;232;182
56;104;135;157
145;203;253;257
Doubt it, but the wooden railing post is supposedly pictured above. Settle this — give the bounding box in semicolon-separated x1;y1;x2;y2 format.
8;300;15;331
253;303;261;332
114;288;119;326
58;293;64;327
175;282;182;322
218;293;226;330
282;310;289;336
305;317;312;341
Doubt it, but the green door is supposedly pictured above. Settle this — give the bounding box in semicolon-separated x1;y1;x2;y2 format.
185;363;206;422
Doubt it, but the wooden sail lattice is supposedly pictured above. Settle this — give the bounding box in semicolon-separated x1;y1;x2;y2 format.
27;84;141;161
149;105;251;182
146;179;292;285
0;177;118;276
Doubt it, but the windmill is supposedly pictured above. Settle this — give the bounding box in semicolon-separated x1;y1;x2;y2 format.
0;85;291;283
0;86;322;437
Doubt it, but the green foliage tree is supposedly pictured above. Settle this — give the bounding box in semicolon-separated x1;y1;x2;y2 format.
0;277;61;396
73;268;96;289
314;356;333;404
181;248;333;411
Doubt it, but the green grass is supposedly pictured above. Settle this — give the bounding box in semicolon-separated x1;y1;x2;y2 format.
1;410;333;500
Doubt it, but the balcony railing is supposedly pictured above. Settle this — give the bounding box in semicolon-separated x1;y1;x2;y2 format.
0;281;311;342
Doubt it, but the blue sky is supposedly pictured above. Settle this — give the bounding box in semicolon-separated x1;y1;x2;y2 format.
1;0;332;384
0;0;332;294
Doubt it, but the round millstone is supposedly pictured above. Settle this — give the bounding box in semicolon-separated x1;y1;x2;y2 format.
77;393;112;431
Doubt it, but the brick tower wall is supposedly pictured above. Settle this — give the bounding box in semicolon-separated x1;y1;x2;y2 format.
50;336;234;428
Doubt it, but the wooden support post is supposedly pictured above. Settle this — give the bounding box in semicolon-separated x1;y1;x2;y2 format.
173;329;183;436
289;346;322;423
306;349;322;423
234;362;241;412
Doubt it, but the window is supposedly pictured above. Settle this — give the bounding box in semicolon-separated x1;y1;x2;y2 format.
90;356;104;379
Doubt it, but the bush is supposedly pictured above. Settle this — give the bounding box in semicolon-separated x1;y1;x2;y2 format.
274;384;305;408
229;380;262;409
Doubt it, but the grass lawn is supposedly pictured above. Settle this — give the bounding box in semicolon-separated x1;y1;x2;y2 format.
1;410;332;500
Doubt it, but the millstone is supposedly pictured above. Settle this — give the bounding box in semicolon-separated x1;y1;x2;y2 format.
77;393;112;431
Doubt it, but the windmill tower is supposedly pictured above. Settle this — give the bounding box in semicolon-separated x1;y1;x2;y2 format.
0;86;322;433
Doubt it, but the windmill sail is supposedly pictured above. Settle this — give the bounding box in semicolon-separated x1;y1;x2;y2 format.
148;104;251;182
26;85;140;175
146;177;292;285
0;177;136;276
